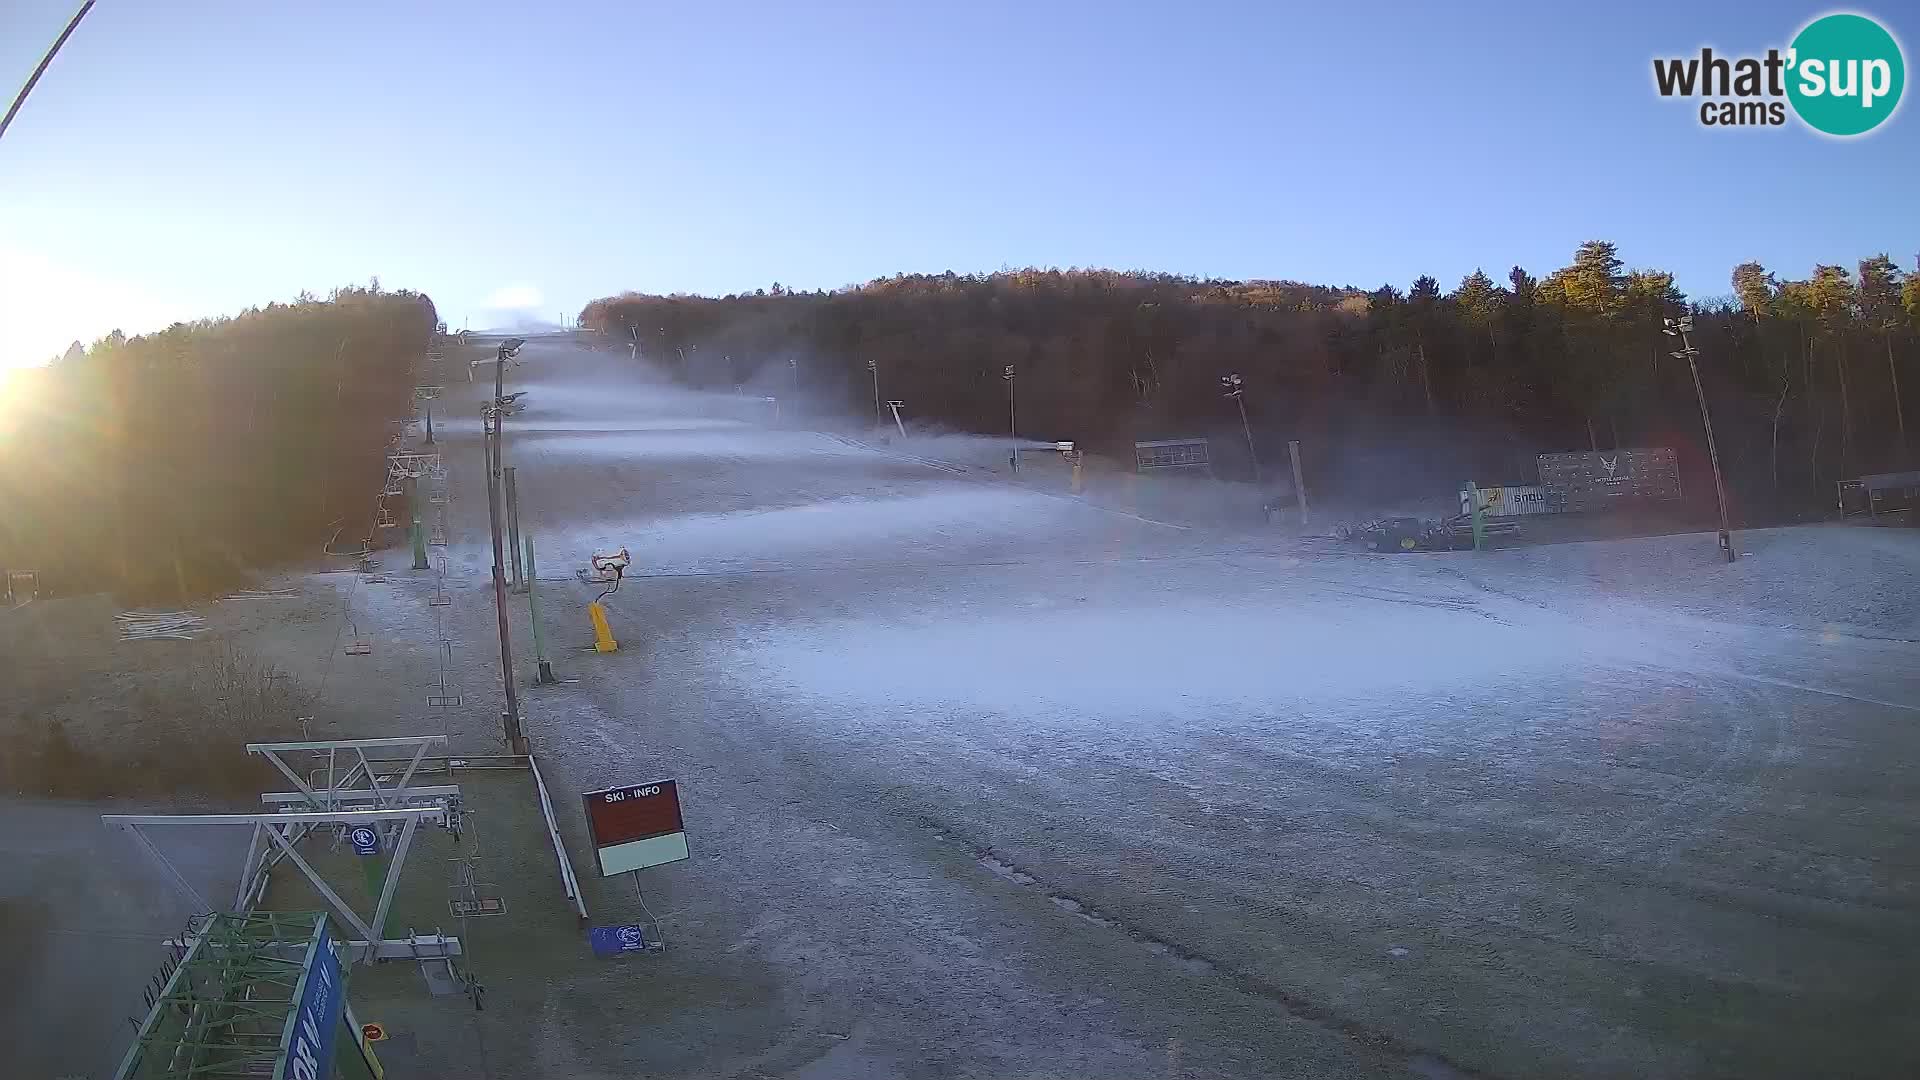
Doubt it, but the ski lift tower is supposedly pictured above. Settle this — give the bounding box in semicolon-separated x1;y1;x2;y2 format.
112;910;377;1080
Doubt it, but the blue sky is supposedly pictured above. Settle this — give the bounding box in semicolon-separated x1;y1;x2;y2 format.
1;0;1913;367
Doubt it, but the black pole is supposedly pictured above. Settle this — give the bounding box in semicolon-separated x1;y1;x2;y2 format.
1682;330;1735;563
408;473;429;571
494;349;507;439
484;352;526;753
0;0;94;147
1236;395;1261;483
1008;375;1017;473
505;466;524;593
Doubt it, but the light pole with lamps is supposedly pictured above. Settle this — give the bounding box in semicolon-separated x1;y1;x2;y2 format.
1665;316;1735;563
1221;372;1261;483
485;337;529;753
867;358;882;427
1004;364;1018;472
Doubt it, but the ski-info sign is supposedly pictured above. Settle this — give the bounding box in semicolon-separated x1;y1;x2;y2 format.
583;780;689;876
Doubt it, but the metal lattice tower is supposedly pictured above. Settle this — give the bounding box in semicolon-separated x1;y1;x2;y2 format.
114;911;330;1080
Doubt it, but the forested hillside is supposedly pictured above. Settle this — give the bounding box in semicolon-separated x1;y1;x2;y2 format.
581;243;1920;516
0;285;438;597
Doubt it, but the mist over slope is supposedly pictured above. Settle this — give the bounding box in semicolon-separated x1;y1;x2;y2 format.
582;251;1920;517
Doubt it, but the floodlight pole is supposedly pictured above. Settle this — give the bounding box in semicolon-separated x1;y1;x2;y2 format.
868;359;882;427
1234;396;1259;483
1005;365;1017;472
1288;439;1309;523
1668;317;1734;563
1884;318;1908;463
1223;373;1261;483
486;341;528;752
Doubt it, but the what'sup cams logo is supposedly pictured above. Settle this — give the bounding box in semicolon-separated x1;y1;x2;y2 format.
1653;12;1904;135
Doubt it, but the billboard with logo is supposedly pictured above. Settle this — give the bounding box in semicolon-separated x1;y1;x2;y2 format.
1537;449;1682;513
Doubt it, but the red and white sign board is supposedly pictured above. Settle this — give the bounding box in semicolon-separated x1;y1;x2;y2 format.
583;780;689;876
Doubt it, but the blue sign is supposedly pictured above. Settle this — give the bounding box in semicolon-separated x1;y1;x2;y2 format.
589;924;649;958
348;826;379;857
280;918;344;1080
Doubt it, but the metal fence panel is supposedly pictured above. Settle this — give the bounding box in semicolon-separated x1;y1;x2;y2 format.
1134;438;1212;472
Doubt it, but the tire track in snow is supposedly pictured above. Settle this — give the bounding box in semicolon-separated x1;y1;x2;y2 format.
914;816;1493;1080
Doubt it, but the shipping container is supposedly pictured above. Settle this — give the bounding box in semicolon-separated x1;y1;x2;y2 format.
1459;484;1563;518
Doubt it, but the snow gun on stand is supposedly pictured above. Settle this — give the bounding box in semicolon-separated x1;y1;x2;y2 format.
577;547;630;653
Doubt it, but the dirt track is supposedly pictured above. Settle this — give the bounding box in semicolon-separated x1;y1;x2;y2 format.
13;338;1920;1078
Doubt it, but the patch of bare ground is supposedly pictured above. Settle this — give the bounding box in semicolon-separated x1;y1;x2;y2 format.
0;596;301;799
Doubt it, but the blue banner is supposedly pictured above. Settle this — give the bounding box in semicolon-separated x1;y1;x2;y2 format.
589;924;649;957
280;918;345;1080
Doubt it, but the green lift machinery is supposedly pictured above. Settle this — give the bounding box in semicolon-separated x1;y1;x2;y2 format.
114;910;381;1080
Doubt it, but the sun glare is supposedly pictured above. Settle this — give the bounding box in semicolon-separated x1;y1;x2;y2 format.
0;366;46;449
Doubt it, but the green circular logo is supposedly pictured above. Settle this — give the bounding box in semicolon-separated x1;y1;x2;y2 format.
1787;13;1905;136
